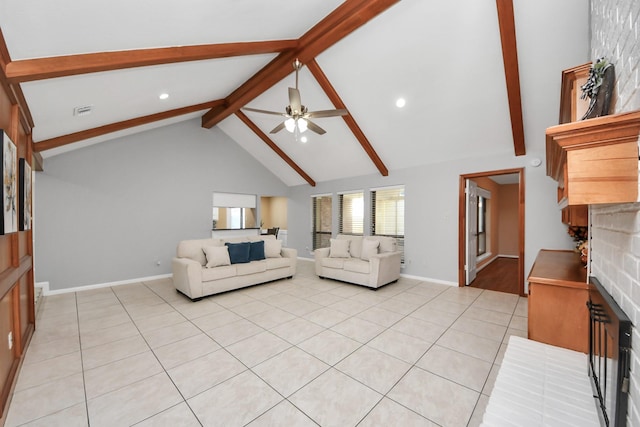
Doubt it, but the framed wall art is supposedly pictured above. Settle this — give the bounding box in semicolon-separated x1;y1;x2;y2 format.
558;62;592;124
19;158;31;231
1;130;18;234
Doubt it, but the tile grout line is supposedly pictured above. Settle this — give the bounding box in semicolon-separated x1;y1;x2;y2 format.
11;264;526;426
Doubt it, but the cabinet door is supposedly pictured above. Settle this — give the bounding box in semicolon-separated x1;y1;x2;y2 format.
528;282;589;353
561;205;588;226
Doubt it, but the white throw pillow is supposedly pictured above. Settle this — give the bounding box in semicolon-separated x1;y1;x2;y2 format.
329;238;351;258
264;239;282;258
361;239;380;261
203;246;231;268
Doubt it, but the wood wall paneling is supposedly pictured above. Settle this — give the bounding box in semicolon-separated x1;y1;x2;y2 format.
0;291;15;420
0;63;35;422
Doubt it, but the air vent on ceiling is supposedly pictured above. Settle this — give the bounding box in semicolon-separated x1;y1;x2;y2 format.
73;105;93;116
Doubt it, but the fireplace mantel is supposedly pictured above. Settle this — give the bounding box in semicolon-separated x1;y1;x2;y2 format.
546;110;640;206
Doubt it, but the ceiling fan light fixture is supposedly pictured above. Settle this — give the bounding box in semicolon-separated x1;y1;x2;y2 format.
297;118;308;133
285;118;296;133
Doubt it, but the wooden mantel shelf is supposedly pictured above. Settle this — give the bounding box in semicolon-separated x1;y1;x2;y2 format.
546;110;640;205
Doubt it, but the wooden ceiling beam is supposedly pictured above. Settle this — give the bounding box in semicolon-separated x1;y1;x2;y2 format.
306;59;388;176
5;40;298;83
0;28;34;131
33;100;224;152
201;0;400;129
496;0;526;156
235;110;316;186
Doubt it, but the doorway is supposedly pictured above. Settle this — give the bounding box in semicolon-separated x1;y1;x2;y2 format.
458;168;525;296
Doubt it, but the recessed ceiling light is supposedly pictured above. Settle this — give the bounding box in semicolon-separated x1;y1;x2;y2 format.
159;93;169;100
395;98;406;108
300;136;308;143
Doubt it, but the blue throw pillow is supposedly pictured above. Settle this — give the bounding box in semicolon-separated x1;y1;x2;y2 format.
225;242;251;264
249;241;266;261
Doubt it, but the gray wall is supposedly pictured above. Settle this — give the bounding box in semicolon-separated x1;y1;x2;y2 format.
35;118;576;291
286;150;575;287
34;119;289;290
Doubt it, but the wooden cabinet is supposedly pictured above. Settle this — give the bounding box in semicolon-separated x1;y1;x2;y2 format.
528;249;589;353
546;110;640;206
561;205;588;226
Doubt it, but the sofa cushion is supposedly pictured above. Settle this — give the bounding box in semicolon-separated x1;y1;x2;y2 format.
223;236;251;244
361;238;380;261
177;238;222;266
365;236;397;253
225;242;251;264
203;246;231;268
266;257;290;270
202;265;237;281
236;260;267;276
329;238;351;258
321;257;346;269
344;259;371;274
338;234;363;259
264;239;282;258
249;241;266;261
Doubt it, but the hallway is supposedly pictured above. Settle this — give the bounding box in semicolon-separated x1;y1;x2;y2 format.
468;257;519;295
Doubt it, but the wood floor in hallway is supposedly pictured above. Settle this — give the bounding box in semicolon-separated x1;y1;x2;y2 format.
468;257;519;294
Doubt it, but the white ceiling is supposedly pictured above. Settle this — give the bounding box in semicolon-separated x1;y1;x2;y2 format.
0;0;590;186
489;173;520;185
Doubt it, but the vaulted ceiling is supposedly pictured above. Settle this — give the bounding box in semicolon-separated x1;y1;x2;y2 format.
0;0;589;186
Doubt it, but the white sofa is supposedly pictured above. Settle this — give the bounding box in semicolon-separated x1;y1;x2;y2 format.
314;234;402;289
172;235;297;300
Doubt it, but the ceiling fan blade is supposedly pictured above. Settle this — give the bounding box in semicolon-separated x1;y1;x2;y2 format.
269;122;286;134
306;109;348;118
306;119;326;135
288;87;302;113
243;107;286;117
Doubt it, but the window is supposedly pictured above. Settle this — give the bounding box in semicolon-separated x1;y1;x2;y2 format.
312;195;332;250
339;192;364;235
212;207;253;229
477;195;487;256
371;186;404;262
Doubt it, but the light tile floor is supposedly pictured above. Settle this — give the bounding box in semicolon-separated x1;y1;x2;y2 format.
6;260;527;426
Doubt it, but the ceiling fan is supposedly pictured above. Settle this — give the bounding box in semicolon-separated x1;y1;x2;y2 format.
243;59;348;136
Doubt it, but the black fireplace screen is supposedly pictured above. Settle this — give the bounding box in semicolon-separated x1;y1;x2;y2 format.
587;277;632;427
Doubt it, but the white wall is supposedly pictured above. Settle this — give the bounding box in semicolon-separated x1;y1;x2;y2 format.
34;119;289;291
589;1;640;425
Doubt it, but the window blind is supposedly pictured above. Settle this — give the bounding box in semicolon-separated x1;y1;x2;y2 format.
338;192;364;235
371;187;405;262
312;195;332;250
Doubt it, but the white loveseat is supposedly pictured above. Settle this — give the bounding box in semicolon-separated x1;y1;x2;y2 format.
172;235;297;300
314;234;402;289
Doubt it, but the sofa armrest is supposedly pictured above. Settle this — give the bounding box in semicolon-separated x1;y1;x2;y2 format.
314;247;330;259
281;247;298;276
172;257;203;299
369;251;402;287
314;247;330;275
281;247;297;259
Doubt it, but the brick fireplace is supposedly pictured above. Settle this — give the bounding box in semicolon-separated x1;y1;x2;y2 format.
589;1;640;425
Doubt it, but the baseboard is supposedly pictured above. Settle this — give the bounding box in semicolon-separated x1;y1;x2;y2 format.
40;274;173;296
400;273;457;287
476;254;499;273
298;256;314;262
498;254;519;259
35;281;50;294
